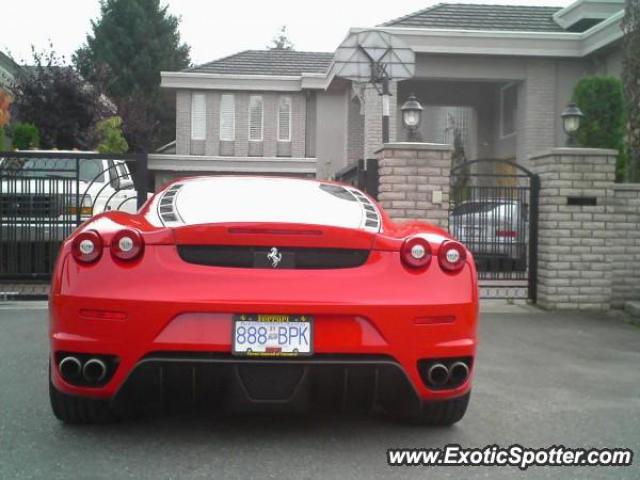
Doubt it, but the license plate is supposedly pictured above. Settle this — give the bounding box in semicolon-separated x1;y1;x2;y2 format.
232;314;313;357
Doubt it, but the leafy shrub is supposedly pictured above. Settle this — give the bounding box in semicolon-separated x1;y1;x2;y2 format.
572;76;626;180
12;122;40;150
95;116;128;153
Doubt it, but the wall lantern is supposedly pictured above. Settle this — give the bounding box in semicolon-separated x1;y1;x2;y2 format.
400;94;423;141
561;103;584;147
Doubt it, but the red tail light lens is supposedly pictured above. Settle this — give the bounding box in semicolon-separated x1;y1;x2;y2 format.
438;240;467;272
71;230;103;264
111;229;144;261
401;237;432;268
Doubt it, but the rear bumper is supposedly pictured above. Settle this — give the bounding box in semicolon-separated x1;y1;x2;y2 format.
49;246;479;405
112;353;425;415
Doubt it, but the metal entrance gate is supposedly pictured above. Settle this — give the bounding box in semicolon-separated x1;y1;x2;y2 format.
448;159;539;302
0;151;148;280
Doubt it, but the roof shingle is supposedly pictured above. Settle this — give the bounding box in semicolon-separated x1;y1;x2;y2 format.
185;50;334;76
382;3;565;32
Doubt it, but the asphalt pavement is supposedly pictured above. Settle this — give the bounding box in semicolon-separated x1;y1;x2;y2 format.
0;301;639;480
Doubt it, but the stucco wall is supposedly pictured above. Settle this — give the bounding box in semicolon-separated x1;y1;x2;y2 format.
316;89;349;178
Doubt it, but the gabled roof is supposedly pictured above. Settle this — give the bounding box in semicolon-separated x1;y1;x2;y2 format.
185;50;335;77
382;3;565;32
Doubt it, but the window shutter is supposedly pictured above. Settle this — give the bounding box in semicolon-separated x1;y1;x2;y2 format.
248;96;264;141
219;94;235;141
191;93;206;140
278;97;292;142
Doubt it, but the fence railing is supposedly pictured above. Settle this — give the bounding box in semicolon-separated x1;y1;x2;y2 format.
0;151;148;279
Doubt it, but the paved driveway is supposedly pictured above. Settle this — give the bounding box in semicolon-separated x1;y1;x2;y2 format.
0;302;638;479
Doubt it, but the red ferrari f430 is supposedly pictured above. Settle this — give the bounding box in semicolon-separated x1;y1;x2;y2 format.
49;176;478;425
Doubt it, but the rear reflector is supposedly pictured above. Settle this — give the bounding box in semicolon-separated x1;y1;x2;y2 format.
80;309;128;321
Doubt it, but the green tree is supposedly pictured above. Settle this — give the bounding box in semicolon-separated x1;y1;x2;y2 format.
74;0;191;152
572;76;626;181
623;0;640;181
12;123;40;150
268;25;294;50
95;116;128;153
12;47;109;149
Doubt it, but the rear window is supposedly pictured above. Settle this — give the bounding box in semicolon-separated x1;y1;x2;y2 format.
21;158;105;183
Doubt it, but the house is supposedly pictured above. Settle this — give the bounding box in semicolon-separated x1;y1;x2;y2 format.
0;52;19;93
154;0;626;185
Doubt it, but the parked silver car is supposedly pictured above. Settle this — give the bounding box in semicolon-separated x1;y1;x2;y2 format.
449;199;528;262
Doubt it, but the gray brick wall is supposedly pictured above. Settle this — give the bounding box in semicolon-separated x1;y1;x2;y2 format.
176;90;191;155
205;93;220;156
363;82;398;159
611;184;640;307
530;148;617;310
347;95;364;162
376;143;453;226
519;60;557;167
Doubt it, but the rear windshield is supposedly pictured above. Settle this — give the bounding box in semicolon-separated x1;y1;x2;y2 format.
20;158;105;183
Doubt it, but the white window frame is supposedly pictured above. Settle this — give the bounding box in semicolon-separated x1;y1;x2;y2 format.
219;94;235;141
248;95;264;142
277;96;292;142
190;93;206;141
500;82;518;139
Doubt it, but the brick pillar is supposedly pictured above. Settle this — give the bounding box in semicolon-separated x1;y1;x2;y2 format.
530;148;617;310
376;143;453;226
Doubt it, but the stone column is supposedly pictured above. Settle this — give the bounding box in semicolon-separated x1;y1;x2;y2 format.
376;142;453;226
529;148;617;310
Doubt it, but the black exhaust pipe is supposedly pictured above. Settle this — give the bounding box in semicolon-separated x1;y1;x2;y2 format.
58;356;82;381
82;358;107;383
449;361;469;386
426;363;449;387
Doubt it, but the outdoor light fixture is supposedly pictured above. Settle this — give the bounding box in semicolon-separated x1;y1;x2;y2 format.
561;103;584;147
401;94;423;141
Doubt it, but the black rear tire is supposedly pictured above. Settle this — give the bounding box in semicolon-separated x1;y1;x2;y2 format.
49;377;117;425
413;391;471;426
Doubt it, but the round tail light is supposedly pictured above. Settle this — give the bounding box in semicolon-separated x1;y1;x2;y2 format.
71;230;103;263
438;240;467;272
401;237;432;268
111;229;144;261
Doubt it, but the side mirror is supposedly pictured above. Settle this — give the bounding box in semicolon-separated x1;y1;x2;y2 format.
119;179;134;190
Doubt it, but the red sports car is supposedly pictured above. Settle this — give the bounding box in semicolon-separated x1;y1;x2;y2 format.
49;176;478;425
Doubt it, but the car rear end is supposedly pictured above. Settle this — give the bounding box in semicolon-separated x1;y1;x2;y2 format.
49;178;478;423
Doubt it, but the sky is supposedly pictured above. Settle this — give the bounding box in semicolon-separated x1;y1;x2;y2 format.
2;0;574;66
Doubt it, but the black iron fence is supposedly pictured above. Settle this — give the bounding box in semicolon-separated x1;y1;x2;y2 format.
448;159;539;302
0;151;149;280
334;158;379;200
